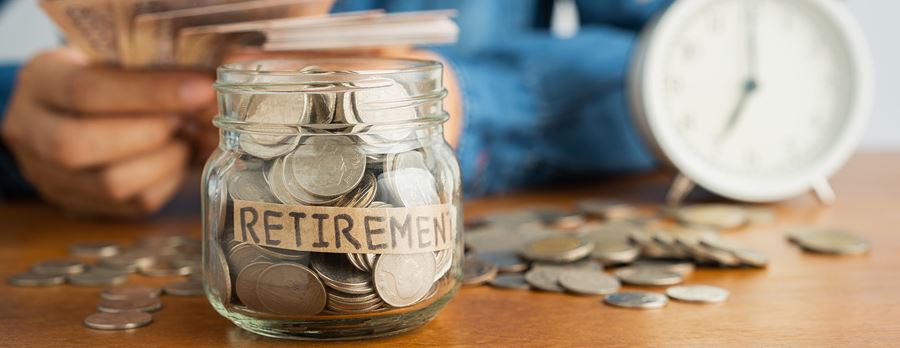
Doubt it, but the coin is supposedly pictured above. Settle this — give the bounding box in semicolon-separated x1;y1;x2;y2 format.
163;279;205;297
97;297;163;313
235;262;273;311
84;312;153;331
7;273;65;287
675;204;748;229
666;285;729;303
101;285;161;300
373;253;436;307
139;257;192;277
462;257;498;286
98;250;155;272
630;260;696;276
288;136;365;197
787;228;870;255
614;267;684;286
524;267;564;292
69;270;129;287
69;242;121;258
476;252;529;273
228;243;270;278
574;200;640;220
256;263;327;315
488;274;530;290
227;169;277;202
604;291;668;309
310;253;371;289
30;259;87;275
558;270;620;295
520;236;593;263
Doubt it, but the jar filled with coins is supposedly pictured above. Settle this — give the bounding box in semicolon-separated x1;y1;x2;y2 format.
201;58;462;340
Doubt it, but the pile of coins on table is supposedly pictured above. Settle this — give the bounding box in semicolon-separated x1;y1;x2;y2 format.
7;234;206;330
211;76;456;317
462;201;870;309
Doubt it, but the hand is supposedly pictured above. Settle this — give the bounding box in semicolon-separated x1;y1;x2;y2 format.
1;48;215;218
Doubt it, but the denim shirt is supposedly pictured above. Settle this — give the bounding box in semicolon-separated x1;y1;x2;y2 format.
334;0;671;196
0;0;673;199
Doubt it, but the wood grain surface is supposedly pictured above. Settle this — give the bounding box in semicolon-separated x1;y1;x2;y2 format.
1;153;899;347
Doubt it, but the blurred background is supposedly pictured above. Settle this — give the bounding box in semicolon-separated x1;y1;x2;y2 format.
0;0;897;149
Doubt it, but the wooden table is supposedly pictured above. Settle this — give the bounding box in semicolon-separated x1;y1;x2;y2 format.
2;153;899;347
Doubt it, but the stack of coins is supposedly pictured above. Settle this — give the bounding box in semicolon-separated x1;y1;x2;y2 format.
6;234;206;331
212;73;456;317
8;234;204;288
461;200;869;310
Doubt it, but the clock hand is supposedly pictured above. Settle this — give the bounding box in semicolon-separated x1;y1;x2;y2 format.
746;2;759;81
719;3;760;142
718;79;757;142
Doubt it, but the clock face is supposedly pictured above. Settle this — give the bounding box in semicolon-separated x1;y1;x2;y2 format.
635;0;872;201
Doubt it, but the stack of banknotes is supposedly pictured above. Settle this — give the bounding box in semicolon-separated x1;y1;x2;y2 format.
40;0;458;68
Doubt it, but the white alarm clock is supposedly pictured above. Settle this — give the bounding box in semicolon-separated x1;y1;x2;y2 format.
629;0;873;204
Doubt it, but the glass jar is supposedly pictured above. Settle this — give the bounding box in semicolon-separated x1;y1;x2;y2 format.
201;58;462;340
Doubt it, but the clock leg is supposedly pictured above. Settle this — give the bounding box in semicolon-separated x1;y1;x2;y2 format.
666;173;695;207
812;177;836;205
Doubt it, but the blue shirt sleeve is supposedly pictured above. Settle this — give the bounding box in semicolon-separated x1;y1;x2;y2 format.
0;63;33;200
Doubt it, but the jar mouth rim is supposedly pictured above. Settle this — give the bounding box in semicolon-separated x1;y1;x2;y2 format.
212;114;449;135
217;57;441;78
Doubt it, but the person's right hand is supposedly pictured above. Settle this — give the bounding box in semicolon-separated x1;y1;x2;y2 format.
1;48;215;218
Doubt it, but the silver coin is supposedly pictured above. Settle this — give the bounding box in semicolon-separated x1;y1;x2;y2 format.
524;267;564;292
558;270;621;295
520;236;594;263
97;297;162;313
69;270;129;287
700;234;768;267
139;257;192;277
666;285;729;303
30;259;87;275
614;267;684;286
475;252;529;273
239;133;299;160
462;257;498;286
101;285;161;300
676;204;748;229
287;136;365;197
69;242;121;258
488;274;531;290
604;291;668;309
228;243;270;278
352;78;416;124
252;244;309;263
788;228;870;255
7;273;65;287
266;157;304;204
629;260;696;276
574;200;640;220
207;243;232;306
310;253;371;289
163;279;205;297
227;169;276;202
84;312;153;331
235;261;273;311
98;250;156;272
334;171;378;208
373;253;436;308
256;263;327;316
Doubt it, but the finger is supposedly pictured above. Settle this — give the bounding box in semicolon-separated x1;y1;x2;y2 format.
9;100;178;169
39;186;148;219
21;140;189;201
135;166;186;213
22;49;215;114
